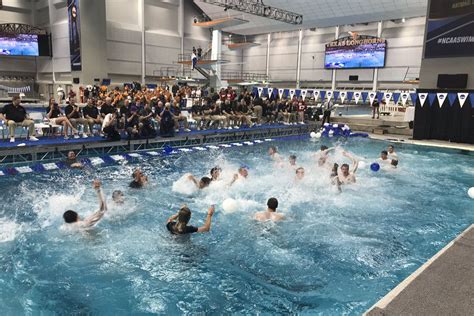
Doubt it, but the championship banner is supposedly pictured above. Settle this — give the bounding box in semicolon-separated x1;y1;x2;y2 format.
313;90;320;101
67;0;82;71
448;92;457;106
418;93;428;107
289;89;295;100
436;93;447;107
339;91;347;103
326;90;333;100
470;93;474;108
410;93;418;105
333;91;340;102
278;88;284;99
384;92;392;103
425;0;474;58
369;91;376;105
361;91;368;103
392;92;400;105
320;90;326;101
295;89;301;97
347;91;354;102
401;92;410;106
458;92;468;107
428;93;437;107
354;91;361;104
301;89;307;100
257;87;263;97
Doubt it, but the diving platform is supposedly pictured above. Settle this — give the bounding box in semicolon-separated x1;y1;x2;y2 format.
227;42;261;50
193;17;249;29
0;124;315;166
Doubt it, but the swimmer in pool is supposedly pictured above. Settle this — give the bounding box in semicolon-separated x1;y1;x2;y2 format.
187;175;212;189
255;198;284;222
268;146;282;162
210;166;222;181
330;163;342;192
129;168;148;188
387;145;398;160
316;145;335;168
229;166;249;186
336;151;358;184
166;204;215;234
295;167;305;180
112;190;124;204
62;180;107;228
289;155;297;167
65;151;83;169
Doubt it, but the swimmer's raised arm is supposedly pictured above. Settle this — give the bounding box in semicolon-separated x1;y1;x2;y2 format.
167;212;179;223
82;180;108;228
228;173;239;186
187;174;199;188
197;205;215;233
343;151;359;173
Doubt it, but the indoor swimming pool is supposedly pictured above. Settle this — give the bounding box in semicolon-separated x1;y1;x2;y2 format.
0;137;473;314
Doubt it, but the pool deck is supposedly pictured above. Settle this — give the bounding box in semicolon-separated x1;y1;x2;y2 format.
367;133;474;152
365;224;474;316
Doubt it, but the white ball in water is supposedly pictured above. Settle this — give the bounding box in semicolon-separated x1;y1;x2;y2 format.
310;132;317;138
468;187;474;199
315;132;321;138
358;161;366;169
222;198;239;213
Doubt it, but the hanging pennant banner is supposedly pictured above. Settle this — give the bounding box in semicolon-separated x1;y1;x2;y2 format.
418;93;428;107
436;93;447;107
289;89;295;100
369;91;377;105
384;92;392;103
301;89;307;100
400;92;409;106
347;91;354;102
257;87;263;97
313;90;320;101
361;91;368;103
447;93;457;106
354;92;361;104
326;90;333;100
320;90;326;101
339;91;347;103
333;91;340;102
268;88;274;98
376;91;384;103
392;92;400;105
470;93;474;108
295;89;301;97
458;92;468;108
410;93;418;105
278;88;284;99
428;93;437;107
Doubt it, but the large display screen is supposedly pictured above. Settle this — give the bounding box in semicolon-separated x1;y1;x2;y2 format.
324;38;386;69
0;34;39;56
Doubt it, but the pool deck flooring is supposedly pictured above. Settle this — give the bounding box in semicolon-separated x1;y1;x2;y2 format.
367;133;474;152
365;224;474;316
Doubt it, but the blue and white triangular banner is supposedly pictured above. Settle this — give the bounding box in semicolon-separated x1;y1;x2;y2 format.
384;92;392;103
268;88;273;97
354;91;361;104
301;89;307;100
458;92;468;108
313;90;320;101
257;87;263;97
326;90;333;100
278;88;284;99
401;92;409;106
347;91;354;102
320;90;326;100
369;91;377;105
339;91;347;103
437;93;447;107
418;93;428;107
448;93;457;106
392;92;401;105
289;89;295;100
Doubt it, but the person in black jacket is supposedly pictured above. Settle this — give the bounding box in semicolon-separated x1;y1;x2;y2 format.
0;96;39;143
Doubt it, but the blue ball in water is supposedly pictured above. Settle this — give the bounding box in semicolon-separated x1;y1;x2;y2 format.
164;145;174;154
370;162;380;172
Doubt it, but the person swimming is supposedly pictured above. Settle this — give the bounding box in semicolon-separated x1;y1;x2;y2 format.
336;151;358;184
129;168;148;188
166;205;215;235
295;167;305;181
268;146;282;162
187;175;212;189
65;151;83;169
112;190;124;204
316;146;335;168
255;198;284;222
210;166;222;181
229;166;249;186
289;155;297;166
387;145;398;160
330;163;342;192
62;180;108;229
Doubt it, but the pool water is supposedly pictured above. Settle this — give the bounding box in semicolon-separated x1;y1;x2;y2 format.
0;137;473;314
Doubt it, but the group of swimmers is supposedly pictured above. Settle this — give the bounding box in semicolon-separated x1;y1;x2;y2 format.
61;143;399;235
